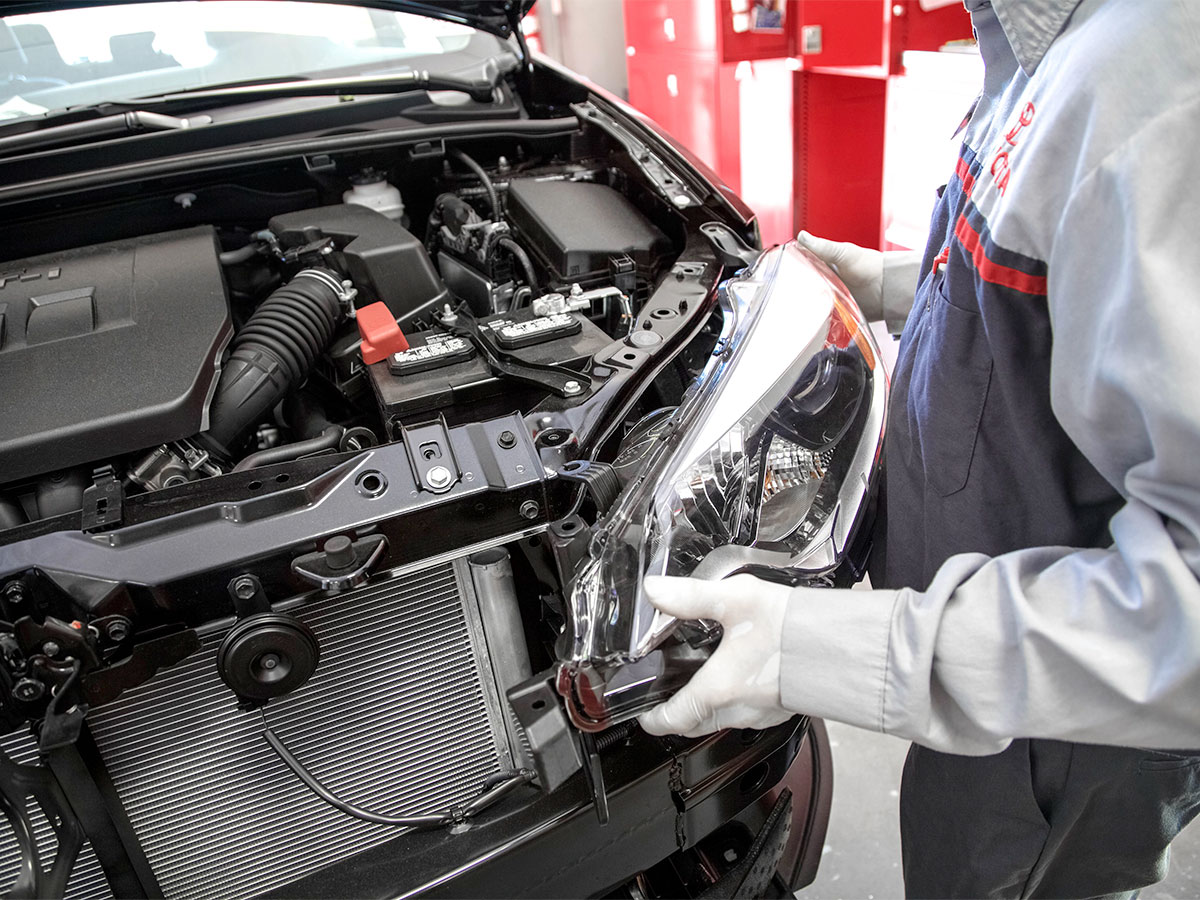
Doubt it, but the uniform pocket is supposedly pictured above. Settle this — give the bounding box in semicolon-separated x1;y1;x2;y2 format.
1139;750;1200;773
905;280;993;497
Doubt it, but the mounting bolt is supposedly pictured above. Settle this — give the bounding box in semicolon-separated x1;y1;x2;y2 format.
233;576;258;601
41;641;60;658
12;680;43;703
672;194;691;208
520;500;540;520
563;380;582;395
105;620;129;642
426;466;453;490
497;430;517;450
3;582;25;605
259;653;280;671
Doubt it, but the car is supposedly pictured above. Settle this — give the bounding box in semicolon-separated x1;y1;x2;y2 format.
0;2;886;897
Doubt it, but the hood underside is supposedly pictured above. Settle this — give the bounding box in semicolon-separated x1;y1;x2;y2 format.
0;0;537;39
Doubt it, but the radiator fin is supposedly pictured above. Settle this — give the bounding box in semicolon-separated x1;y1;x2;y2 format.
88;561;504;900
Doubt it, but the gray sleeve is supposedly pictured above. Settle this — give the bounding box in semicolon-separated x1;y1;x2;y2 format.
880;250;922;334
778;100;1200;756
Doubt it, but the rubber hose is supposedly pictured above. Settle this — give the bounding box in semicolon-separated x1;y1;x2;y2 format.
218;243;260;266
283;392;334;441
449;148;500;221
497;237;538;294
232;425;344;473
204;270;342;455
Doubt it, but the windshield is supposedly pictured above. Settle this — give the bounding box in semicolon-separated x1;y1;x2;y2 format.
0;1;499;121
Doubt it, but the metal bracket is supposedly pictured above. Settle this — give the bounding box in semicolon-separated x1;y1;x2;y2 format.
444;314;591;398
401;415;461;494
82;630;201;707
291;534;388;592
227;574;271;618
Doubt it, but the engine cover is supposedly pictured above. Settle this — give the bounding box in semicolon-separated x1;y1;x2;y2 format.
0;226;231;483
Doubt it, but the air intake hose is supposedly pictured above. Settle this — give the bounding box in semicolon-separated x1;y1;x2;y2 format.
204;269;344;456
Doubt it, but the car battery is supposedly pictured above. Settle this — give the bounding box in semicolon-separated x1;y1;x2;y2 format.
368;308;613;432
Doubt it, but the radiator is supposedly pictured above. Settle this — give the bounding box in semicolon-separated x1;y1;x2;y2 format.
84;558;512;900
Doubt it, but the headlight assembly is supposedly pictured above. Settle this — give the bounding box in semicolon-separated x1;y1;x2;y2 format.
558;240;888;731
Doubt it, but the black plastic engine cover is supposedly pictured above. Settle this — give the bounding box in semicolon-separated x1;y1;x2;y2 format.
268;204;449;327
0;226;231;483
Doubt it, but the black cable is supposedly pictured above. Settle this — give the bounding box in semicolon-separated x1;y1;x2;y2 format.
260;718;534;829
262;726;448;828
232;425;344;473
448;147;500;221
497;236;538;295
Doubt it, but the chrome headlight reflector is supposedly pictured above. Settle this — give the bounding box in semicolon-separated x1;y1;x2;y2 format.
558;240;888;731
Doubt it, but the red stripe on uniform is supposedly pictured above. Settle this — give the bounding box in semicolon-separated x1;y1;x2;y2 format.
953;215;1047;295
955;157;976;196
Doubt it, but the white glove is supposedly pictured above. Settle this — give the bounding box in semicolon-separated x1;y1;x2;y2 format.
637;574;795;737
794;230;884;321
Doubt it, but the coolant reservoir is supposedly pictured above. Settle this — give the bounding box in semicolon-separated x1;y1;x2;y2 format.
343;169;404;221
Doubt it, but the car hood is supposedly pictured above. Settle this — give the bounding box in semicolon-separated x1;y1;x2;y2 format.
0;0;537;39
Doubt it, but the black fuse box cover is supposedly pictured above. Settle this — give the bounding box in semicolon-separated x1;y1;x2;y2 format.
368;310;613;429
0;226;231;483
505;180;670;282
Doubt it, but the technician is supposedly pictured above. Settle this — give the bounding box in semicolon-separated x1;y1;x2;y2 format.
638;0;1200;896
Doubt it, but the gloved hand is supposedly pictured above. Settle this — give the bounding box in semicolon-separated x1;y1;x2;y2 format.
794;230;884;321
637;574;795;737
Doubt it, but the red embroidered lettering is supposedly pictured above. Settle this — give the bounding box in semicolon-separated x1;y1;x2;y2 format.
991;102;1034;194
991;152;1011;195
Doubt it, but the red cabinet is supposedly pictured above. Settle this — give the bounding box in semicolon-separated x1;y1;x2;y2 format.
794;0;889;69
624;0;798;243
624;0;973;248
792;0;973;248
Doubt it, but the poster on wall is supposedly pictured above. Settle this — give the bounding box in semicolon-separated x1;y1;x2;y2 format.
730;0;785;34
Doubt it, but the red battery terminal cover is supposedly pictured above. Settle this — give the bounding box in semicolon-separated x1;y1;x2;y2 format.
357;301;410;364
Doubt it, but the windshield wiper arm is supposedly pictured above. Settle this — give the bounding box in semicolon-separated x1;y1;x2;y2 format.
0;110;208;157
0;71;497;158
126;70;498;108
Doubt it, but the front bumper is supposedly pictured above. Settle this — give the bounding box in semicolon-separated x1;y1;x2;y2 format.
273;716;830;898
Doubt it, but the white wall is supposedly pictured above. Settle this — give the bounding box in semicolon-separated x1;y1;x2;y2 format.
537;0;628;99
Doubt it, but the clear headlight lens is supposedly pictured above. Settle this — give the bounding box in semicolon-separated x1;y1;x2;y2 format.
557;240;887;731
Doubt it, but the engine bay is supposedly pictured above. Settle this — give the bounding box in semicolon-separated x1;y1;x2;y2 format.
0;100;762;743
0;137;692;526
